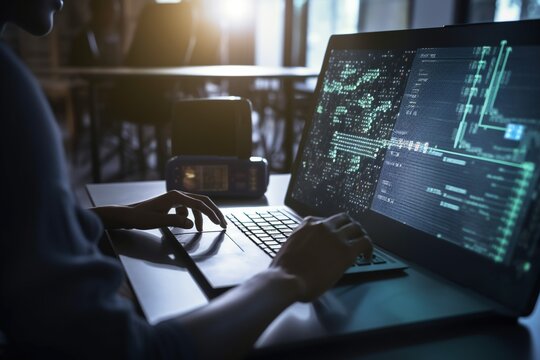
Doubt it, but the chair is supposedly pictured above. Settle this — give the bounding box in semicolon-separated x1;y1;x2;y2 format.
109;2;196;177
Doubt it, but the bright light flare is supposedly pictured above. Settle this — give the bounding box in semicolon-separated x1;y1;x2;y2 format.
218;0;254;26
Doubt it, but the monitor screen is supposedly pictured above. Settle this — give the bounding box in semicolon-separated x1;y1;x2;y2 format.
287;21;540;314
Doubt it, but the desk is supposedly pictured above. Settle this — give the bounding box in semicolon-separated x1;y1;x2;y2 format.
86;175;540;359
35;66;319;182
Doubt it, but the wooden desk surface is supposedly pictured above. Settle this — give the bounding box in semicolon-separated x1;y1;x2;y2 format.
87;175;540;359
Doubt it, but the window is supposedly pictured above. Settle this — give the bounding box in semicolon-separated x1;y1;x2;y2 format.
255;0;285;66
471;0;540;22
495;0;522;20
306;0;360;69
500;0;540;19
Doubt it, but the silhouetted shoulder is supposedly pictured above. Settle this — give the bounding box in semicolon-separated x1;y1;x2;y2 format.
0;41;58;133
0;41;66;190
0;41;17;68
0;42;44;106
1;42;27;86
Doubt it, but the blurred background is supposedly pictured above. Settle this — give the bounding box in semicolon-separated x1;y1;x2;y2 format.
5;0;540;70
2;0;540;195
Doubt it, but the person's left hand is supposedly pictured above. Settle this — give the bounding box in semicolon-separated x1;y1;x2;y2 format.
91;190;227;231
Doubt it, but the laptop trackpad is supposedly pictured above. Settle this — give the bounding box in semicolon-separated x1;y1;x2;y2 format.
175;232;244;260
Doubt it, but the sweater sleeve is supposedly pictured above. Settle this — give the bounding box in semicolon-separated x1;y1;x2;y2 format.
0;42;194;360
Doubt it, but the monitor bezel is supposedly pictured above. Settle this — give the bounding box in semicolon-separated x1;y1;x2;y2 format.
285;19;540;316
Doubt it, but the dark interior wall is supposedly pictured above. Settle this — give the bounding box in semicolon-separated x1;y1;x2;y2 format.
3;0;151;68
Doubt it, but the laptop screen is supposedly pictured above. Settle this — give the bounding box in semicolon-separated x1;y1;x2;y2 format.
286;20;540;315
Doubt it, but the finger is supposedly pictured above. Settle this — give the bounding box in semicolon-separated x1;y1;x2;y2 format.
176;206;189;217
146;191;181;210
190;193;227;228
302;216;323;224
170;192;222;225
349;236;374;262
193;209;203;232
336;222;365;241
169;215;194;229
322;212;352;230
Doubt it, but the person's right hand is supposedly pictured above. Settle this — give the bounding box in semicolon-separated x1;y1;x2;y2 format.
270;212;373;302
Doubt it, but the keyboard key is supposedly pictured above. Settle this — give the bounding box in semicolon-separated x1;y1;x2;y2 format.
232;210;302;258
235;214;253;223
282;220;297;225
248;236;262;244
356;259;371;266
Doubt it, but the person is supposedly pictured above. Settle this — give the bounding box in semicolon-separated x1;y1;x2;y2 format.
0;1;373;359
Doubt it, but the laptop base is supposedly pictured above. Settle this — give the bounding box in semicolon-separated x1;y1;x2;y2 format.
253;263;503;351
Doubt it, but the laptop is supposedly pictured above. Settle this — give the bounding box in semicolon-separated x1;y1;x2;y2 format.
160;19;540;318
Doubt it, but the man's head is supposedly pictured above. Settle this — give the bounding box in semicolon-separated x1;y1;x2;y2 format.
2;0;64;36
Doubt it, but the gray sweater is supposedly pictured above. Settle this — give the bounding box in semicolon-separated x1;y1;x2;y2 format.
0;42;193;359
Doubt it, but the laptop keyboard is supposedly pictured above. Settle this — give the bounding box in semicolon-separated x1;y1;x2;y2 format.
227;210;388;266
227;210;295;257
